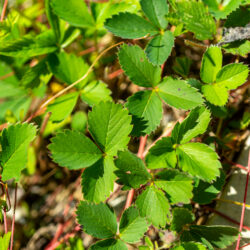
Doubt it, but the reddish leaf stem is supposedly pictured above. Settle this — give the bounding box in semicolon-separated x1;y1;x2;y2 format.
235;150;250;250
0;71;14;80
10;183;17;250
0;0;8;22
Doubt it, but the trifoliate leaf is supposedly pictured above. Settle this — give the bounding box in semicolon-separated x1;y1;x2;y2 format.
155;170;193;204
203;0;242;19
172;242;207;250
158;77;203;110
48;130;102;170
171;106;211;144
90;239;127;250
200;46;222;84
81;157;116;203
119;206;148;243
192;171;225;204
115;151;151;189
47;92;79;122
175;0;216;40
202;84;229;106
80;81;112;106
0;123;36;181
170;208;194;232
118;44;161;87
104;12;158;39
145;137;176;169
145;31;175;66
216;63;249;90
172;57;192;78
77;201;117;239
181;225;239;249
88;101;132;156
140;0;169;29
51;0;95;28
126;90;163;136
0;31;57;58
48;52;90;87
176;143;221;182
136;186;170;227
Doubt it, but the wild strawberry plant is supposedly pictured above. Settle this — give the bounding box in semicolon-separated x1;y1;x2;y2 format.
0;0;249;249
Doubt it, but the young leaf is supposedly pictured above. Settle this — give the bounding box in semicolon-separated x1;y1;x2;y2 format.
0;123;36;181
81;157;116;203
181;225;239;249
170;208;194;232
71;111;87;132
200;46;222;84
216;63;249;90
136;186;170;227
88;101;132;156
47;92;79;122
118;44;162;87
115;151;151;189
51;0;95;28
171;106;211;144
48;52;90;87
158;77;203;110
192;171;225;204
145;31;175;66
77;201;117;239
173;57;192;78
0;31;57;58
48;130;102;170
155;170;193;204
80;81;112;106
140;0;169;29
145;137;177;169
104;12;158;39
0;232;11;250
90;239;127;250
172;242;207;250
202;84;229;106
119;207;148;243
176;143;221;182
126;90;163;136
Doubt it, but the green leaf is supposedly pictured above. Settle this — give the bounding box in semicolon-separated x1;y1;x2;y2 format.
145;31;175;66
223;40;250;57
81;157;116;203
115;151;151;189
181;225;239;249
172;242;207;250
118;44;161;87
170;208;194;232
71;111;87;132
173;57;192;78
51;0;94;28
104;12;158;39
171;106;211;144
203;0;242;19
90;239;127;250
0;31;57;58
155;170;193;204
176;142;221;182
77;201;117;238
48;52;90;87
192;171;225;204
225;6;250;28
216;63;249;90
48;130;102;170
136;186;170;227
200;46;222;84
158;77;204;110
202;84;229;106
88;101;132;156
0;232;11;250
145;137;176;169
0;123;36;181
175;0;216;40
140;0;169;29
45;0;61;41
119;206;148;243
126;90;163;136
47;92;79;122
80;80;112;106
